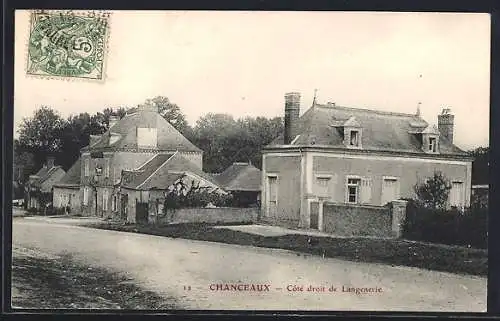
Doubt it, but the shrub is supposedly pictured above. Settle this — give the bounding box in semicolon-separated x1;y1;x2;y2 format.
414;171;452;209
162;175;234;215
403;200;487;249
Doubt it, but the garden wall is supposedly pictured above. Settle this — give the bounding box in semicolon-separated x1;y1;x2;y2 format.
321;200;407;238
154;207;259;225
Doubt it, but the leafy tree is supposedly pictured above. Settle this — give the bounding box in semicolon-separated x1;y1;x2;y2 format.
414;171;452;210
16;106;67;170
468;147;489;185
13;140;36;184
139;96;191;135
192;113;239;172
191;113;283;172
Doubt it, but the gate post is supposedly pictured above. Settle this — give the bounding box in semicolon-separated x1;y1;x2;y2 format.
391;200;408;238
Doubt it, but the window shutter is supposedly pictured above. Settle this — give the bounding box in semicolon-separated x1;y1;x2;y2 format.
105;159;110;177
360;177;372;204
329;174;337;201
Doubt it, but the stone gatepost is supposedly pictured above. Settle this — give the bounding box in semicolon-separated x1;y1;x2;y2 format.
391;200;408;238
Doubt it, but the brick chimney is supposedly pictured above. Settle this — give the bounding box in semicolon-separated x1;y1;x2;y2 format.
46;156;55;168
109;115;120;129
284;92;301;144
438;108;454;143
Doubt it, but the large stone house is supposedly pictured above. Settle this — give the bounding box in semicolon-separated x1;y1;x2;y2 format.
77;104;207;221
261;92;473;229
25;157;66;210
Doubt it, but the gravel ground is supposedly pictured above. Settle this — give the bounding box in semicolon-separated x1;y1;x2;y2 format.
11;245;179;309
12;217;487;311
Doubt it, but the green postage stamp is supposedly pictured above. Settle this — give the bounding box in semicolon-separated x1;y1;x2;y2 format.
27;10;110;81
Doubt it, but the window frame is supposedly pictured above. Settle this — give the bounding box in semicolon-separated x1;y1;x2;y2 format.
345;175;361;204
83;187;89;205
449;180;465;208
428;137;437;153
349;130;360;147
381;176;401;205
103;189;108;211
84;159;90;177
105;158;110;178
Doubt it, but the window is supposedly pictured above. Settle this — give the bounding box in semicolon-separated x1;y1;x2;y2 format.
429;137;437;153
103;189;108;211
137;127;158;147
449;181;464;208
315;175;331;198
112;195;117;211
347;178;360;203
350;130;359;147
83;187;89;205
84;159;90;176
381;177;400;205
105;159;110;177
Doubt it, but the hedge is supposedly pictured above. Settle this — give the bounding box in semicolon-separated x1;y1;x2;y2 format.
403;199;487;249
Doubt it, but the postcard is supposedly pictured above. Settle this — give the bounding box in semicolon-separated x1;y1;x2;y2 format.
11;10;489;312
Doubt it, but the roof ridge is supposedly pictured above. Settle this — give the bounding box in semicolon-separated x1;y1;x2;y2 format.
315;104;417;118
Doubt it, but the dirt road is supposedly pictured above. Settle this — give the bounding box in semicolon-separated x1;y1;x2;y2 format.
12;217;487;311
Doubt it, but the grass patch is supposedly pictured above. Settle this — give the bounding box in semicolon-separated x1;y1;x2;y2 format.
83;221;487;277
12;251;179;309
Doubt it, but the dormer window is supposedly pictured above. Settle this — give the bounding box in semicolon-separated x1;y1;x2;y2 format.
137;127;158;148
428;137;437;153
350;130;360;147
335;116;362;149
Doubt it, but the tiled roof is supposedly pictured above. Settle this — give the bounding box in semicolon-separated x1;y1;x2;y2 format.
54;158;81;187
81;108;202;153
121;153;175;188
214;163;261;192
121;152;224;190
268;103;467;156
30;166;63;187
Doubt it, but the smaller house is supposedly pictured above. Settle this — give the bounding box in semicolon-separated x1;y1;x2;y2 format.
213;162;262;207
53;158;82;214
25;157;66;210
116;151;226;223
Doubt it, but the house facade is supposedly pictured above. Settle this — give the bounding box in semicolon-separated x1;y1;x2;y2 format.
78;104;204;219
261;92;473;229
53;158;81;213
25;157;66;210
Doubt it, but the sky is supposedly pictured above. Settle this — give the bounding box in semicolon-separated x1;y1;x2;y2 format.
14;10;490;150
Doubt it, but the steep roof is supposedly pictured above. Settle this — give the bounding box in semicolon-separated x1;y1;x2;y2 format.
121;152;224;190
53;158;81;187
30;165;64;187
213;163;261;192
81;108;202;153
267;103;467;156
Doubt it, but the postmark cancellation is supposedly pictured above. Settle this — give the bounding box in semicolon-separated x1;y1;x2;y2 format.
26;10;111;81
